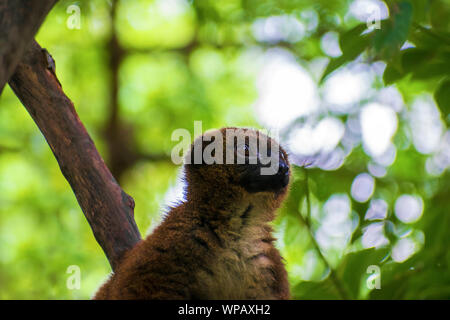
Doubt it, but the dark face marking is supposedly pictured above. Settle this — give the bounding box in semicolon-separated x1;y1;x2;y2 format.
238;159;289;193
237;144;290;194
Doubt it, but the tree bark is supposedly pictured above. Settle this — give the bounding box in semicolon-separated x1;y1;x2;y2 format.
0;0;57;93
8;41;142;271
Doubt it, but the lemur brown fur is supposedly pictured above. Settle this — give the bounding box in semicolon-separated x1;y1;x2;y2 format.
94;127;291;299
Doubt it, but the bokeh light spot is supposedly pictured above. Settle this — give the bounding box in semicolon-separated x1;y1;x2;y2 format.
320;32;342;57
394;194;424;224
254;50;319;129
361;102;398;157
351;173;375;203
362;222;389;248
365;199;388;220
392;238;416;262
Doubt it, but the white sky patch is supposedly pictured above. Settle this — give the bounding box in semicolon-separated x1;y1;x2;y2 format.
155;0;189;19
288;117;345;155
426;130;450;176
341;116;361;152
362;222;389;248
347;115;362;134
298;250;321;281
401;41;415;50
409;95;444;154
316;194;354;255
395;194;424;224
252;15;306;43
316;148;346;171
361;102;398;157
373;143;397;167
323;65;373;112
254;49;319;130
288;125;317;155
300;9;319;33
392;238;416;262
318;118;346;152
308;57;329;82
349;0;389;22
351;173;375;203
321;32;342;57
371;61;387;77
365;198;388;220
367;162;387;177
377;86;404;112
323;194;351;224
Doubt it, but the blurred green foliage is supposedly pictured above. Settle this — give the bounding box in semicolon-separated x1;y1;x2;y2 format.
0;0;449;299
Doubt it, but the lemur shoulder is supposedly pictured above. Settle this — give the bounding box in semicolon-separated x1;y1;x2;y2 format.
94;127;291;299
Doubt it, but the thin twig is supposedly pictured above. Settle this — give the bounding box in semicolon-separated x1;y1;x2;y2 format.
298;167;350;300
304;168;311;228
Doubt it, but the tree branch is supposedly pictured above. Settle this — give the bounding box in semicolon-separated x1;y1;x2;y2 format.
8;41;142;271
0;0;57;93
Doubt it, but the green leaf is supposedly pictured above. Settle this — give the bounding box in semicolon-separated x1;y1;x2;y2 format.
402;48;450;80
383;61;405;85
293;278;341;300
384;47;450;84
410;26;450;48
339;24;368;49
411;61;450;80
434;78;450;116
401;48;434;73
320;24;372;83
373;1;413;60
430;0;450;31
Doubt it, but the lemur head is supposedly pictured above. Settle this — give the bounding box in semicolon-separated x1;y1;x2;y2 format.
184;127;290;214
